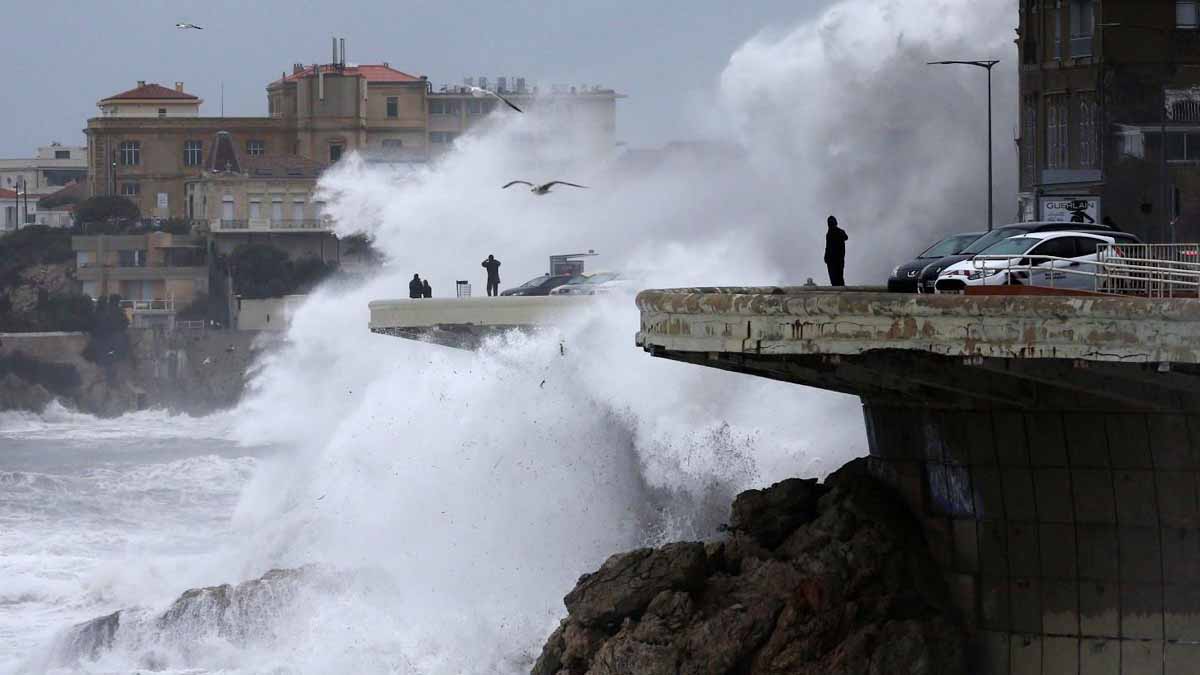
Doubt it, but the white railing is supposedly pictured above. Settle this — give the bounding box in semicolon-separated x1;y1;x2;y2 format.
119;299;176;312
958;244;1200;298
1094;243;1200;298
209;217;333;233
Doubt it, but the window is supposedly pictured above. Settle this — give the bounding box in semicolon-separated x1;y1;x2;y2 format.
1166;132;1200;161
329;144;344;162
1052;2;1062;59
246;140;265;156
1022;95;1038;182
387;97;399;118
382;139;403;149
1079;93;1097;168
120;182;140;196
1046;95;1069;168
468;99;485;115
292;199;305;221
54;150;70;159
249;198;262;220
428;100;460;115
1069;0;1094;57
1030;237;1077;262
271;197;284;221
158;108;167;118
429;132;459;144
117;249;146;268
1180;1;1198;29
183;140;202;167
119;141;140;166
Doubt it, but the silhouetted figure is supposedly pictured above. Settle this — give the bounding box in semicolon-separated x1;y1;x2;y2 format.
482;255;502;297
409;274;423;299
824;215;848;287
1102;215;1122;232
422;279;432;298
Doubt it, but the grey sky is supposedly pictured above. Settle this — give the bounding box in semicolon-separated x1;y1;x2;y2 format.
2;0;825;158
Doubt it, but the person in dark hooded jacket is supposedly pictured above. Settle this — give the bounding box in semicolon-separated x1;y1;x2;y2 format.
824;215;848;287
409;274;423;299
422;279;432;298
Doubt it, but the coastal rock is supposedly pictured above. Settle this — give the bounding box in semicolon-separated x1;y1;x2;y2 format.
532;459;966;675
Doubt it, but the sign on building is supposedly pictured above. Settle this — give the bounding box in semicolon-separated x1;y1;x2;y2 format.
157;192;169;210
1040;196;1099;224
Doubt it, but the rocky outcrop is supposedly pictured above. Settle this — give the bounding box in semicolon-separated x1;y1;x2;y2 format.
533;459;966;675
49;567;321;669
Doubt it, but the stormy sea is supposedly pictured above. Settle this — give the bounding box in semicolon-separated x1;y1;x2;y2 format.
2;1;1014;671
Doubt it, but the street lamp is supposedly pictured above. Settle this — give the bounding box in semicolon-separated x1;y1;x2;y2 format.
1099;22;1174;243
928;59;1001;232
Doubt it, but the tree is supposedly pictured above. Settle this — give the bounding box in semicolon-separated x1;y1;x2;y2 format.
228;244;293;299
82;294;131;363
74;196;141;234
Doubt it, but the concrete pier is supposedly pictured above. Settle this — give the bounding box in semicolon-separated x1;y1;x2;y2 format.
636;287;1200;675
369;296;591;349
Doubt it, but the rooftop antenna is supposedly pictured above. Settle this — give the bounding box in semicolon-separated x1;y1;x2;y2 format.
220;81;224;117
340;38;346;67
332;36;337;65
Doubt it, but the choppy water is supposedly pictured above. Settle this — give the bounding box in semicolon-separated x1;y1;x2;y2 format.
0;405;273;673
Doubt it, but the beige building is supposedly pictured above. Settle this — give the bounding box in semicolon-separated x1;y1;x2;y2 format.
0;143;87;195
97;82;202;118
73;232;209;322
85;41;623;220
191;131;339;262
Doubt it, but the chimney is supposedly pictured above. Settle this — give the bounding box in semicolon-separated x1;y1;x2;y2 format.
339;38;346;66
137;80;146;88
174;81;184;92
332;36;338;65
294;63;304;74
383;61;389;68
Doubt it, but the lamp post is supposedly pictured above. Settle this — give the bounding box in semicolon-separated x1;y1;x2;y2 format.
1099;22;1173;243
928;59;1001;231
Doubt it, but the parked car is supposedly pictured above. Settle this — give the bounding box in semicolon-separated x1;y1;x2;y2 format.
549;271;622;296
914;221;1131;293
933;230;1139;293
888;231;985;292
500;274;576;296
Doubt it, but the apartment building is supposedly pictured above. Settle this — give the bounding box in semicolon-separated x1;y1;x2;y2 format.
191;131;338;263
84;40;623;220
0;143;87;194
72;232;209;325
1017;0;1200;241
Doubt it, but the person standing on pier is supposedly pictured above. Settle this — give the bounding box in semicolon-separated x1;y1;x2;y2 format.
481;254;502;297
422;279;432;298
409;274;423;299
824;216;848;287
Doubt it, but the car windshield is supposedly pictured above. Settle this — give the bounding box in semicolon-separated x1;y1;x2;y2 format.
919;233;983;258
960;227;1034;254
518;275;552;288
977;237;1038;256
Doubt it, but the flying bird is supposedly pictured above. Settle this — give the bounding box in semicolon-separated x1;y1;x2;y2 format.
468;85;523;113
175;22;203;30
502;180;588;195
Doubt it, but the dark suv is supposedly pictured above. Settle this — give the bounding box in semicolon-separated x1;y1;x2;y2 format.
914;221;1134;293
500;274;576;296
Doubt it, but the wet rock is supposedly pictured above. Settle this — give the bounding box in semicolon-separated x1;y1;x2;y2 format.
532;458;966;675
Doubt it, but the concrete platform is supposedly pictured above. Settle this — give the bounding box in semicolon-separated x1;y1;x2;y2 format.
637;286;1200;675
369;295;593;349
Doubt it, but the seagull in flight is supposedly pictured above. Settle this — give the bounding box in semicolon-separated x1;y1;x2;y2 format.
503;180;588;195
468;85;523;113
176;22;203;30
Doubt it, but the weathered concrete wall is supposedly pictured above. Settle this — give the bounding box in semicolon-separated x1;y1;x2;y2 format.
234;296;306;331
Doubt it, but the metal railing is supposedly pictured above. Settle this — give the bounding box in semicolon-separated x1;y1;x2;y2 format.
1094;243;1200;298
119;299;176;312
959;244;1200;298
209;217;332;232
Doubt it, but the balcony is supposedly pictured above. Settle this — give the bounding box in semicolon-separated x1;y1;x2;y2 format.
76;264;208;282
119;299;175;313
209;218;333;233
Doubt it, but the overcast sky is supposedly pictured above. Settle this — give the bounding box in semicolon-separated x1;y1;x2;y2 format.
2;0;826;158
